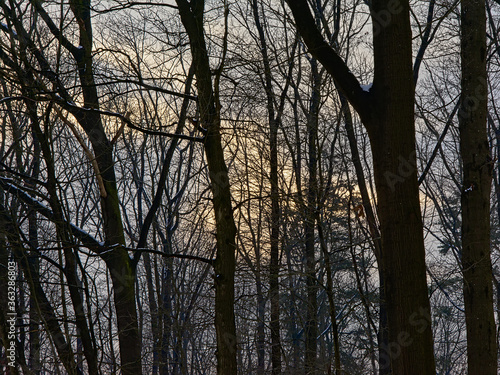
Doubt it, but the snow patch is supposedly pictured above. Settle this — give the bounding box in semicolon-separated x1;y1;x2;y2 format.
1;22;17;36
360;83;373;92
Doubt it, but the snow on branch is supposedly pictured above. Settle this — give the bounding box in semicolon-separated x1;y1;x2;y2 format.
0;177;104;251
0;21;18;38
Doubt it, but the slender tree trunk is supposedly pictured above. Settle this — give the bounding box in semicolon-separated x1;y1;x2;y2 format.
28;109;41;375
142;251;160;374
304;59;321;375
176;1;238;373
459;0;497;372
0;207;83;375
251;1;283;371
64;1;143;372
285;233;300;372
256;273;266;375
0;216;20;375
160;239;174;375
5;2;143;370
341;95;389;375
135;66;193;375
29;104;100;375
269;126;282;375
317;220;341;375
69;103;142;375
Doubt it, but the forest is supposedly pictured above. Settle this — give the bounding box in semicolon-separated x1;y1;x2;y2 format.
0;0;499;374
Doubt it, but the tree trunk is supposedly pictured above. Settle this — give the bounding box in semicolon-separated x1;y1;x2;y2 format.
367;2;435;363
0;217;20;375
286;0;436;372
256;273;266;375
28;106;42;375
304;58;321;375
0;206;83;375
65;2;143;372
176;1;238;373
269;124;282;375
317;220;341;375
459;0;497;372
251;1;283;371
30;104;101;375
341;93;389;375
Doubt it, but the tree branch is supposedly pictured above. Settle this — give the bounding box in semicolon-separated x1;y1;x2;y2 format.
53;106;108;198
58;102;204;142
285;0;371;119
0;177;103;251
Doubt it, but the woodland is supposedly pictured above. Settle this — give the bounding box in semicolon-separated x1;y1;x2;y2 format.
0;0;499;374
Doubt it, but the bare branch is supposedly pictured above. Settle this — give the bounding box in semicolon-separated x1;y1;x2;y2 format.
53;106;108;198
0;177;104;251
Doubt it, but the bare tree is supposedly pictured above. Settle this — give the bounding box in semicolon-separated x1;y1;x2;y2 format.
176;1;238;373
285;0;436;372
459;0;497;372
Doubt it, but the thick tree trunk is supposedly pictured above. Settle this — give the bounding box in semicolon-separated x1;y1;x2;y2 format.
286;0;436;373
368;125;435;374
367;3;435;371
459;0;497;373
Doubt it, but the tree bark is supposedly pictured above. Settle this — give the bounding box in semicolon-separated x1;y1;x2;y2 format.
0;207;83;375
317;220;341;375
176;1;238;373
304;58;321;375
251;1;284;371
28;101;100;375
27;144;41;375
63;2;144;372
286;0;436;373
459;0;497;372
341;93;390;375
